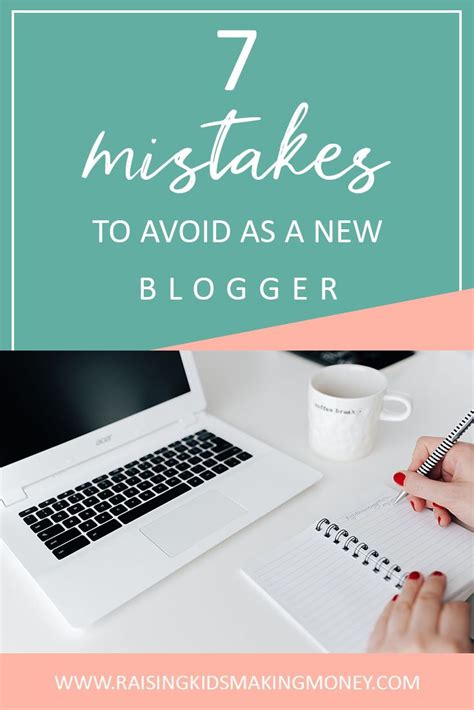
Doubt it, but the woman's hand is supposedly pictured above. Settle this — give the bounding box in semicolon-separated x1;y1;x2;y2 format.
393;439;474;529
367;571;471;653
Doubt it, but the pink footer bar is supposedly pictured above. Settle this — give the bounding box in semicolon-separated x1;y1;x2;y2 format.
1;653;473;710
169;290;474;350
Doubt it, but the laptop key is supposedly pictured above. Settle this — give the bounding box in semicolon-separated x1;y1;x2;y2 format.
109;467;124;475
68;503;85;515
45;527;81;549
110;504;127;516
82;486;99;496
92;474;108;483
166;458;179;467
226;457;240;468
110;473;126;483
127;476;140;486
238;451;252;461
196;430;212;440
139;490;155;501
188;477;204;487
23;514;37;525
191;464;205;474
125;497;141;508
163;468;178;479
124;461;139;469
95;501;111;513
64;516;81;529
52;511;68;523
112;482;127;493
83;495;99;507
188;456;201;466
212;438;233;453
199;449;214;459
215;448;239;462
124;487;139;498
79;509;95;520
58;489;75;499
68;493;84;504
166;477;181;487
162;450;175;459
150;473;165;485
31;520;53;533
52;535;90;559
39;498;56;508
76;482;92;491
38;523;64;541
124;467;140;476
140;453;154;462
79;520;97;532
138;462;152;471
178;471;193;481
97;489;113;500
97;480;113;490
152;464;165;474
87;519;121;541
173;444;186;453
176;462;189;472
153;483;168;494
95;512;113;525
150;455;164;465
213;463;229;474
200;471;216;481
206;458;218;468
109;494;125;505
139;470;155;480
118;483;191;525
52;500;69;511
137;480;152;491
19;506;38;517
37;507;54;519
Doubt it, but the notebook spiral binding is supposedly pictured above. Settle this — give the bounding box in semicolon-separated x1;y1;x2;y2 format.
315;518;407;588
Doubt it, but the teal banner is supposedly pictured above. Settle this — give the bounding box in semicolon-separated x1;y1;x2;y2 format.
0;0;471;348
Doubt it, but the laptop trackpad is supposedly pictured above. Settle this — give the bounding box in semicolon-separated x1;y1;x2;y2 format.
140;491;247;557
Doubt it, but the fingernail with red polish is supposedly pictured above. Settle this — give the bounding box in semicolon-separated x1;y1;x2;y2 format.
393;472;406;486
392;594;398;601
408;571;420;580
410;501;416;511
431;571;444;576
437;516;442;526
432;503;445;510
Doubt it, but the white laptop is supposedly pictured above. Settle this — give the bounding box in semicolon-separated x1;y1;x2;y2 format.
0;352;321;627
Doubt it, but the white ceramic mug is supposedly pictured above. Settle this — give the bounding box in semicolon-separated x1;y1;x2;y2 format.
308;364;412;461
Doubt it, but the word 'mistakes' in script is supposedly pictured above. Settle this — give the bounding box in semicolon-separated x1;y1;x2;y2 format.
82;102;391;195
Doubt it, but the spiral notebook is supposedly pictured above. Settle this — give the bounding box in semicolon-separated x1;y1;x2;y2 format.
242;487;474;652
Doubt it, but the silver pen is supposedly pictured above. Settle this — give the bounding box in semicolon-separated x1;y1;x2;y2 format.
394;409;474;504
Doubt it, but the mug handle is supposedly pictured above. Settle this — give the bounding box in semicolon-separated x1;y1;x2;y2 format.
380;391;412;422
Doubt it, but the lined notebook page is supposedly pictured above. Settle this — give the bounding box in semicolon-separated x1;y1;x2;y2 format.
242;487;474;653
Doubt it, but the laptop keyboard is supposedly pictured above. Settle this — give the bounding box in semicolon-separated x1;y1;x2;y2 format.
18;430;252;561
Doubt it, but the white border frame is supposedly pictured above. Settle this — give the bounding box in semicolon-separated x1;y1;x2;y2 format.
0;351;206;502
10;9;463;350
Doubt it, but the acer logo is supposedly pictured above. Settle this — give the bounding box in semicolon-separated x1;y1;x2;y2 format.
96;435;112;446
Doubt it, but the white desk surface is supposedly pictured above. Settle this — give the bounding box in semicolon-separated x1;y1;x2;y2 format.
1;351;472;653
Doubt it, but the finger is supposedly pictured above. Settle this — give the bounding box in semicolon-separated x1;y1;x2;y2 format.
394;471;455;510
367;597;396;651
432;503;452;527
408;437;444;477
439;602;471;649
409;571;446;633
388;571;424;635
407;494;426;512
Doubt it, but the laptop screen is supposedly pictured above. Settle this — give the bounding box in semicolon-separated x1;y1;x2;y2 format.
0;352;191;467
